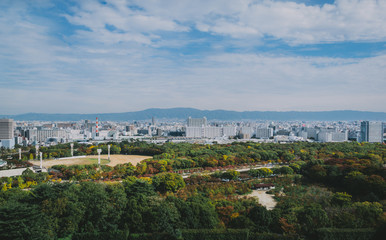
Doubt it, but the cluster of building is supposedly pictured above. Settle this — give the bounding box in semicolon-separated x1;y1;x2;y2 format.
185;118;385;143
0;117;385;149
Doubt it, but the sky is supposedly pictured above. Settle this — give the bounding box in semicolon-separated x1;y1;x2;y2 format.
0;0;385;114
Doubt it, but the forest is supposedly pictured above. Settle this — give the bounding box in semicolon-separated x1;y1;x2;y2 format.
0;141;385;240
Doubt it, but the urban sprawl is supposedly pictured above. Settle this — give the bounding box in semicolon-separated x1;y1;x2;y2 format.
0;117;385;149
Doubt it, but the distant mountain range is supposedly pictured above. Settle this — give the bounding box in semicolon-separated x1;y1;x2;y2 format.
1;108;386;121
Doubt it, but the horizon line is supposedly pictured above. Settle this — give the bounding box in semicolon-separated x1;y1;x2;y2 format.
1;107;386;116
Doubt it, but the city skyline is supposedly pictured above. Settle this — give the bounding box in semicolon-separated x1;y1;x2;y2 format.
1;0;386;114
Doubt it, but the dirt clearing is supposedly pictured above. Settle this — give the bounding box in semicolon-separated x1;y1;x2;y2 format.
29;155;151;168
246;190;277;210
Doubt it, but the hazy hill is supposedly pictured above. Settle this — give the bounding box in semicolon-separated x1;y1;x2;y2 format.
1;108;386;121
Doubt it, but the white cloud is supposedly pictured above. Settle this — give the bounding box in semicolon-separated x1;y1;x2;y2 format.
65;0;188;45
1;0;386;114
130;0;386;44
54;0;386;45
2;43;385;113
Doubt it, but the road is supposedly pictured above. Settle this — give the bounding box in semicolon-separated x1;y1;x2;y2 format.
181;164;277;178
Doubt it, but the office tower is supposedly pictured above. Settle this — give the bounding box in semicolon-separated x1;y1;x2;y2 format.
360;121;383;143
187;117;207;127
0;119;14;139
156;128;162;136
0;119;15;149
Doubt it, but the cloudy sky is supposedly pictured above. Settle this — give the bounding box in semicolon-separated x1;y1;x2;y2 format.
1;0;385;114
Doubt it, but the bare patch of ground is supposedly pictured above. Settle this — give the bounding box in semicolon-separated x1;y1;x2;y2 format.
30;155;151;168
246;190;277;210
105;155;151;167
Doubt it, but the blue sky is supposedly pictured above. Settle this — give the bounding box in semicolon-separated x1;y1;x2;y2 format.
0;0;385;114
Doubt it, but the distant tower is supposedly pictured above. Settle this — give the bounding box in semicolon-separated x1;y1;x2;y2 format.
96;117;99;137
0;119;14;139
360;121;382;143
152;116;156;126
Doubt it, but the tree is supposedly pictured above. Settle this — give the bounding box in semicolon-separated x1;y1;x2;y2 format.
156;201;181;238
221;170;240;180
123;178;156;198
282;152;295;162
279;166;294;175
122;193;158;233
75;182;114;233
352;201;383;228
250;168;273;178
297;204;330;237
152;172;185;193
289;163;301;173
247;205;273;232
105;183;128;229
0;201;54;240
331;192;352;206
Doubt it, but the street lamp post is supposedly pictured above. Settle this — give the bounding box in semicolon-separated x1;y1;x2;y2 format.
19;149;21;160
108;145;111;161
97;149;102;167
35;145;39;160
70;143;74;157
40;152;43;169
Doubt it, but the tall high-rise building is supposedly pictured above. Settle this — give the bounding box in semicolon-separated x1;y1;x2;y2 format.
187;117;207;127
0;119;14;139
0;119;15;149
360;121;383;143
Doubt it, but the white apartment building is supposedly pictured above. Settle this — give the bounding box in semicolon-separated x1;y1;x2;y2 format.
187;117;207;127
255;128;273;139
186;126;237;138
36;129;67;142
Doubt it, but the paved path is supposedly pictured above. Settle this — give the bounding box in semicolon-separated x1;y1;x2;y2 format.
182;165;277;178
0;168;32;178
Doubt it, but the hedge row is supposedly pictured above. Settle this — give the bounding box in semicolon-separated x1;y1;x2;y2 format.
72;230;129;240
249;232;298;240
129;233;176;240
182;229;249;240
69;228;377;240
316;228;376;240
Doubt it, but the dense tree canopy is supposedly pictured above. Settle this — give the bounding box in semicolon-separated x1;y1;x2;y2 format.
0;141;385;239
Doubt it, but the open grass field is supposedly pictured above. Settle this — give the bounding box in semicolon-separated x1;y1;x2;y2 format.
29;155;151;168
